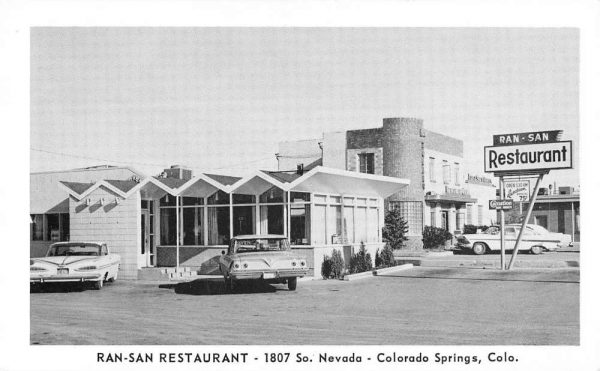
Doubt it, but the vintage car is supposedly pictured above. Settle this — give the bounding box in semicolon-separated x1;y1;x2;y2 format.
30;242;120;289
456;224;572;255
219;235;309;292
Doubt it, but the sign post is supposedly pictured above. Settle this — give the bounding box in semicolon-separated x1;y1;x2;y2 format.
507;174;544;269
499;177;505;270
484;130;572;270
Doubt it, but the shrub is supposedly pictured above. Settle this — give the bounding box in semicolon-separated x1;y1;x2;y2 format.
422;226;453;249
349;244;373;274
321;249;345;279
382;208;409;250
375;244;396;268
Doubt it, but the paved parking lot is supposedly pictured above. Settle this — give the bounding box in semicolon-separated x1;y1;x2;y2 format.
30;267;579;345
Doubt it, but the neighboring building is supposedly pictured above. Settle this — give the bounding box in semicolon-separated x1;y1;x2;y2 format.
30;164;409;279
276;117;497;248
519;186;580;242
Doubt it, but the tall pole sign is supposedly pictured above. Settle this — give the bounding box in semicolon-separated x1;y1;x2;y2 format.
484;130;573;270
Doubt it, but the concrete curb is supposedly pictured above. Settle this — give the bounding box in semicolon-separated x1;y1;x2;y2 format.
343;270;374;281
373;263;414;276
343;263;415;281
395;258;579;269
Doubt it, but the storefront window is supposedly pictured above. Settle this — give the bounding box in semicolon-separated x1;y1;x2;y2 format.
182;197;204;206
328;205;342;244
182;207;203;245
355;207;368;243
207;190;230;205
290;204;310;245
312;205;327;245
31;214;43;241
208;207;230;245
233;206;255;236
260;205;284;235
343;205;354;243
367;207;379;242
46;214;60;241
233;194;255;204
290;192;310;203
160;208;176;245
259;187;284;203
60;213;70;242
159;194;176;207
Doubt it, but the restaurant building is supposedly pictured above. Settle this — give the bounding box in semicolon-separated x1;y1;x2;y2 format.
30;165;409;279
277;117;497;248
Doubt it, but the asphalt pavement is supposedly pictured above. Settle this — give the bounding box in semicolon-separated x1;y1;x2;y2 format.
30;266;579;345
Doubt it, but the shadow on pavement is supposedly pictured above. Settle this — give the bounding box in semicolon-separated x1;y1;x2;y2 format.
163;279;281;295
30;282;102;293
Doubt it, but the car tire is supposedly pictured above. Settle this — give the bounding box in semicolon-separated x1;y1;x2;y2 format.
472;242;487;255
287;277;297;291
530;245;543;255
93;279;103;290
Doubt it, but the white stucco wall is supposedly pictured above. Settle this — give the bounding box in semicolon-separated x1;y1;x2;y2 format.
69;187;141;279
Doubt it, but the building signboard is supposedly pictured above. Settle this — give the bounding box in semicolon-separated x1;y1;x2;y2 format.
504;180;531;202
492;130;562;146
484;141;573;173
489;199;514;210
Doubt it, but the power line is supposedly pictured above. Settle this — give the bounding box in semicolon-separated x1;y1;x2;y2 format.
30;147;276;172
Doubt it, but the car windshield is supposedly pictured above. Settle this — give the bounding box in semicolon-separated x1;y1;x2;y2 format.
47;244;101;257
234;238;290;253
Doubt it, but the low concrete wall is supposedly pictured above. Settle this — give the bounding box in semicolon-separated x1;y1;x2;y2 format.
156;246;225;275
156;242;386;279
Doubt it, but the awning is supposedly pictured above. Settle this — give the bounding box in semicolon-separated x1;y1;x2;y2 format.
286;166;410;198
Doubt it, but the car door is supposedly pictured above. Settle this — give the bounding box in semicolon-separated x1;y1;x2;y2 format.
504;227;518;250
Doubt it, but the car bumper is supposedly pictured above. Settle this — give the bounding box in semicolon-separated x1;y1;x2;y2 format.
30;273;103;283
230;269;308;280
456;242;472;250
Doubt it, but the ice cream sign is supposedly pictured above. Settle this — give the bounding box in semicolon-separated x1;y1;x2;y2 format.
504;180;531;202
484;130;573;173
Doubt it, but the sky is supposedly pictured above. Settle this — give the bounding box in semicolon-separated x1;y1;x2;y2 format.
30;27;579;187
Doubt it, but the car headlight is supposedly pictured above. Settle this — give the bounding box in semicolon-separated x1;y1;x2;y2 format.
76;266;98;271
300;260;306;267
233;263;240;269
291;261;297;267
243;263;248;269
30;266;46;271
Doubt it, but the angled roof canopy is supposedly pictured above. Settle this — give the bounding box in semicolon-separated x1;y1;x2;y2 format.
58;166;410;201
287;166;410;198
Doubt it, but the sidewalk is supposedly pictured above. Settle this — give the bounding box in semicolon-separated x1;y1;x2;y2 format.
394;251;580;269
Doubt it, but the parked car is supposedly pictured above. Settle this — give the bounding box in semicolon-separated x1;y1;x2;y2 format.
30;242;120;289
456;224;572;255
219;235;309;292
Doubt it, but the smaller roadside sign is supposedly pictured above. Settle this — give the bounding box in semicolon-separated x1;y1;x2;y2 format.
504;180;531;202
489;199;514;210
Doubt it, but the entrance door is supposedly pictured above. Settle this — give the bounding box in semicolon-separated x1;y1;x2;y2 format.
441;211;449;231
141;210;154;267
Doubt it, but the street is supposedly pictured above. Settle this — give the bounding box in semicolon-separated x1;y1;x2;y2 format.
30;267;579;345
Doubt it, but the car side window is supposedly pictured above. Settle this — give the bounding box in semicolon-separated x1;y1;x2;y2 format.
505;227;516;235
101;244;108;255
